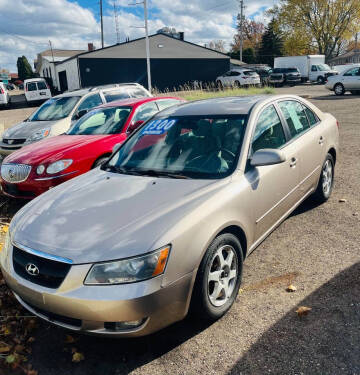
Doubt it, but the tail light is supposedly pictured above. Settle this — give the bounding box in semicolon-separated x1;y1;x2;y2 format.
0;87;3;94
336;120;339;128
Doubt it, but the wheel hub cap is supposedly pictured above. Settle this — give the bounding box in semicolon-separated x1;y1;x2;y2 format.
322;160;333;196
207;245;238;307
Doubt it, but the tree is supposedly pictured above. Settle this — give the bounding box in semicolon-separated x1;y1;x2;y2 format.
208;40;226;53
242;48;256;64
257;19;284;66
269;0;360;60
17;56;34;81
231;18;265;57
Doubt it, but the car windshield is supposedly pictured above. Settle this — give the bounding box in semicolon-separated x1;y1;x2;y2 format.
29;96;81;121
286;68;299;73
103;115;247;179
243;71;257;76
67;106;132;135
317;64;331;71
273;69;283;73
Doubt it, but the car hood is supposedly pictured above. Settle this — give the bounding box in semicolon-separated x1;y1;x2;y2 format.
2;120;57;139
4;135;111;165
11;169;228;264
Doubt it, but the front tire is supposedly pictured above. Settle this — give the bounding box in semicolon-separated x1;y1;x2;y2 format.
317;76;325;84
334;83;345;96
313;153;335;203
191;233;243;320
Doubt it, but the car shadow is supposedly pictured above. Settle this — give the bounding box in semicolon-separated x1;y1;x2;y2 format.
227;262;360;374
30;314;214;374
290;196;323;217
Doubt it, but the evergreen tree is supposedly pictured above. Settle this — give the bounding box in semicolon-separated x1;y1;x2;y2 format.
257;20;284;66
17;56;34;81
242;48;256;64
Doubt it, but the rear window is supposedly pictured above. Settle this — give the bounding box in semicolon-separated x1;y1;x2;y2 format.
273;69;283;74
37;81;47;90
242;71;257;76
129;87;151;98
27;82;37;91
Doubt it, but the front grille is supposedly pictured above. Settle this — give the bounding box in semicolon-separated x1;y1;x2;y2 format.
1;163;31;183
2;138;26;145
22;299;81;328
2;183;36;198
13;246;71;289
270;75;283;80
1;146;22;150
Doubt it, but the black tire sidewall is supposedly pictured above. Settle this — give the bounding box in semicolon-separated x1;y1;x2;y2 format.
314;153;335;202
192;233;243;320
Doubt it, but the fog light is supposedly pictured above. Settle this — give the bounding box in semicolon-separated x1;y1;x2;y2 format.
104;318;146;331
37;165;45;175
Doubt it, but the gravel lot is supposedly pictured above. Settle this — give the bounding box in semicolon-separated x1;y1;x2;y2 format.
0;85;359;375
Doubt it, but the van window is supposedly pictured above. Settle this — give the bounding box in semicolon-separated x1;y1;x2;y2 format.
37;81;47;90
27;82;37;91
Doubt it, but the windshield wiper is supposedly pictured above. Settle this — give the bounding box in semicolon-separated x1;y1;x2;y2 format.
136;169;190;179
103;165;143;176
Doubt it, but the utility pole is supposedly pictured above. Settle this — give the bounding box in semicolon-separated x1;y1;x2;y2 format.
129;0;152;92
49;40;57;90
144;0;152;92
113;1;120;44
239;0;244;62
100;0;104;48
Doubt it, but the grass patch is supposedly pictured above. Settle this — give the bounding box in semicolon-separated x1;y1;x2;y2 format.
158;86;275;101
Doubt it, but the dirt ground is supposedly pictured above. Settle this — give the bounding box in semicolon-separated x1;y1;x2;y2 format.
0;85;359;375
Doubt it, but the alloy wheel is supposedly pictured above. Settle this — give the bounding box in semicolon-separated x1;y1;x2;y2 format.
207;245;238;307
322;159;333;196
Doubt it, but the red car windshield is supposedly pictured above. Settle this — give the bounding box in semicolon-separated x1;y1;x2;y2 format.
67;107;132;135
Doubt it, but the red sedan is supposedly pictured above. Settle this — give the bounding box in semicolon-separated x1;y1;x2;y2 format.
0;96;183;199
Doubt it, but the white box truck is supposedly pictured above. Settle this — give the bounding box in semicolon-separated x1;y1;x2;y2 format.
274;55;338;83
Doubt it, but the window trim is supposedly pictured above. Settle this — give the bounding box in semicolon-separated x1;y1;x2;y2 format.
73;93;104;119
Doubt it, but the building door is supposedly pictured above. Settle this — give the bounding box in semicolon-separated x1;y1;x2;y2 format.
58;70;68;92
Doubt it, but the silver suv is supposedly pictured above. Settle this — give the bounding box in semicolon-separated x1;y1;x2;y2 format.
0;83;151;156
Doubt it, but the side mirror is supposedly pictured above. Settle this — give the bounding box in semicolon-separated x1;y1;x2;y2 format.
127;120;144;133
250;149;286;167
112;143;122;154
74;109;88;120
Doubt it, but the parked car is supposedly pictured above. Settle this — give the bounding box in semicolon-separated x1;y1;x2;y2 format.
332;63;360;75
269;68;302;86
242;65;272;86
274;55;338;83
0;96;183;199
0;95;339;337
325;66;360;95
0;82;10;109
24;78;52;105
216;69;261;88
0;83;151;157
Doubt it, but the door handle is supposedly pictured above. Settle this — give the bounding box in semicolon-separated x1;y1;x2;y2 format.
319;136;324;145
290;157;297;168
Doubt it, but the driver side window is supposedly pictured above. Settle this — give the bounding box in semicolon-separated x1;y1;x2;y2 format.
252;105;286;154
344;67;360;77
77;94;103;112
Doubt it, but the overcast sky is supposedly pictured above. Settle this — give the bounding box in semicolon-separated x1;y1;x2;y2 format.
0;0;275;72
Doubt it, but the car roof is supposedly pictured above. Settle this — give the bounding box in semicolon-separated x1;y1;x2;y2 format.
24;78;46;83
156;96;267;116
99;96;182;109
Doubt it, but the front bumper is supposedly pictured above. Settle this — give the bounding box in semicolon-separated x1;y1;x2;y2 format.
1;246;194;337
0;171;79;199
0;145;23;156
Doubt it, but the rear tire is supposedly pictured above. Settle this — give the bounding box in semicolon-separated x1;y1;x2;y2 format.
234;80;241;88
191;233;243;321
334;83;345;96
317;76;325;84
313;153;335;203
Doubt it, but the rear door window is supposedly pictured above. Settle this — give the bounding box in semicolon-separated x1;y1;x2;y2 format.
77;93;103;112
103;90;131;103
278;100;310;138
132;102;159;123
27;82;37;91
128;87;151;98
252;105;287;153
37;81;47;90
302;105;319;127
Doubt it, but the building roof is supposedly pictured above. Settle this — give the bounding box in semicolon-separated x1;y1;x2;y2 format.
230;59;246;66
330;49;360;63
40;49;86;58
56;33;230;66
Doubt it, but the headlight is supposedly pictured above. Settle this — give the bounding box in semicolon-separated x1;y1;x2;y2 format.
27;128;51;143
84;246;170;285
0;230;12;266
46;159;73;174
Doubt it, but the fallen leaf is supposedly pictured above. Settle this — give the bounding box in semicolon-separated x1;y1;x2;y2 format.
296;306;312;317
72;351;85;363
286;284;297;292
339;198;347;203
0;346;10;353
1;225;9;233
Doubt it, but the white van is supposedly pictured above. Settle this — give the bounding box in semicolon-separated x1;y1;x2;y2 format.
24;78;52;104
0;82;10;109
